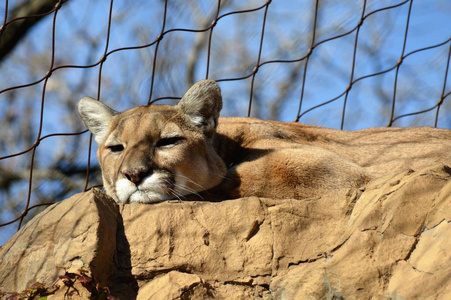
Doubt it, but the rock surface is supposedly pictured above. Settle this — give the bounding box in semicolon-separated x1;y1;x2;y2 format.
0;164;450;299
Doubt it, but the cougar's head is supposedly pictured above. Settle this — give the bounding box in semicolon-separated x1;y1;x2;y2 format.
78;80;226;204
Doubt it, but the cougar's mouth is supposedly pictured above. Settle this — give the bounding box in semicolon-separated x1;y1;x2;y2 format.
115;171;175;204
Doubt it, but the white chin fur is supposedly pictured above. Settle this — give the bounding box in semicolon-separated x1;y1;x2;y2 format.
115;174;172;204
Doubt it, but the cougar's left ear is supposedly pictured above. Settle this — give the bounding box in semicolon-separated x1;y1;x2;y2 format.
177;79;222;135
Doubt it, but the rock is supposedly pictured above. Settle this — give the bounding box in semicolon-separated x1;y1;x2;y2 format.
0;164;450;299
0;189;119;295
136;271;203;300
269;164;451;299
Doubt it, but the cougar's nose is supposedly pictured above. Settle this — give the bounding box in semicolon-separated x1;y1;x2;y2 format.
122;168;150;185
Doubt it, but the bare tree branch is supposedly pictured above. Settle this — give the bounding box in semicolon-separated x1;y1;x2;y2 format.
0;0;68;61
186;0;231;87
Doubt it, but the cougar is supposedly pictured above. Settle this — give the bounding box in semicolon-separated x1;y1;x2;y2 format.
78;80;450;204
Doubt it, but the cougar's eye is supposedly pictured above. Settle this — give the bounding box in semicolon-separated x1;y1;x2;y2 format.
156;137;184;148
107;144;124;153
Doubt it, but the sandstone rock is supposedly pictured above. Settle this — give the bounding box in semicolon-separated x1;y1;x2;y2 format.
270;164;451;299
0;164;450;299
0;189;119;294
136;271;203;300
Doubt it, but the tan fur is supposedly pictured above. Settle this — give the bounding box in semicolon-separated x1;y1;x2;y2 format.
78;80;451;204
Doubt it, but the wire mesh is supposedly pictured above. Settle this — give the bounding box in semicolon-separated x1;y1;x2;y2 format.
0;0;450;244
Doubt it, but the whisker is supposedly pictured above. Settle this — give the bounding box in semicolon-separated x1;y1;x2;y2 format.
160;178;190;201
158;175;208;201
168;188;184;202
173;183;205;201
174;174;208;190
177;171;229;184
176;184;204;198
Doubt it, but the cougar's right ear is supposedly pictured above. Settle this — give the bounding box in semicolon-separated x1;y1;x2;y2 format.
78;97;117;144
177;79;222;135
